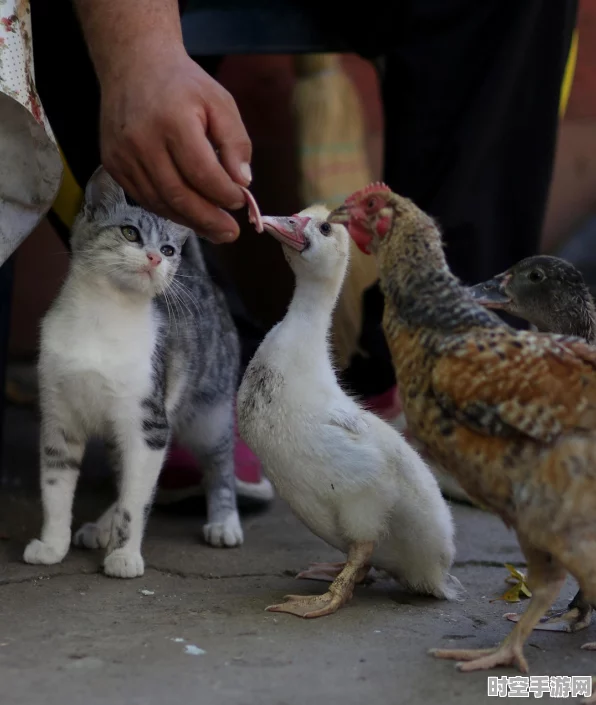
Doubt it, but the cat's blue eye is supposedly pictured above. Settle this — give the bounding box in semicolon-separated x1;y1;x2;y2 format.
160;245;175;257
121;225;140;242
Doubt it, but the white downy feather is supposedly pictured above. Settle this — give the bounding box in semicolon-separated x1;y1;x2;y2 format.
238;206;462;600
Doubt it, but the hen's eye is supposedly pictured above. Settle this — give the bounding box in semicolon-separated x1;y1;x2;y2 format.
367;198;376;209
121;225;140;242
319;222;331;236
160;245;175;257
528;270;544;283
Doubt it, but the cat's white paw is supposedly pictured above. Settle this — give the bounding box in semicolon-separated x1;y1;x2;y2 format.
103;549;144;578
203;512;244;548
23;538;69;565
73;522;110;550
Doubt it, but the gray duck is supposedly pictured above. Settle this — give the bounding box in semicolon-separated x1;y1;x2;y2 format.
471;254;596;634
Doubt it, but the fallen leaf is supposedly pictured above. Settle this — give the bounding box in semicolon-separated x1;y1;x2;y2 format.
491;564;532;603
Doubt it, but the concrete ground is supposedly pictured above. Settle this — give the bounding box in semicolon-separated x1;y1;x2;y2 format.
0;404;593;705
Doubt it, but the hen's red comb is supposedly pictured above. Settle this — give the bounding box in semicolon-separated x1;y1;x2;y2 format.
345;181;392;205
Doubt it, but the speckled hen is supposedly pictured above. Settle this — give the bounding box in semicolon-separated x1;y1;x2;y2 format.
328;184;596;692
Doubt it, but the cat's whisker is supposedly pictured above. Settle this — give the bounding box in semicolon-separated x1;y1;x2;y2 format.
76;261;127;278
166;288;183;334
167;282;195;323
169;279;204;318
73;245;122;258
165;289;178;336
168;286;203;322
167;279;192;323
162;287;178;338
167;283;184;338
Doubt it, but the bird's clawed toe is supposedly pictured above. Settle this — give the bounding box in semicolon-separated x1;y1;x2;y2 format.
430;644;528;673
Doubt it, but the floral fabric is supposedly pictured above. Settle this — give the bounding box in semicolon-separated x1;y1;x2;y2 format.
0;0;62;265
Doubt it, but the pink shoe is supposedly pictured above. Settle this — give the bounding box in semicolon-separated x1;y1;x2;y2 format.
362;385;403;419
155;416;274;507
362;385;409;434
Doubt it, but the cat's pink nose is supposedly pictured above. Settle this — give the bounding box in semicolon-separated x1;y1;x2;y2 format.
146;252;162;267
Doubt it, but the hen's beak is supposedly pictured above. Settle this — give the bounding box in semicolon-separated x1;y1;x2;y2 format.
327;204;350;225
261;215;309;252
469;273;511;308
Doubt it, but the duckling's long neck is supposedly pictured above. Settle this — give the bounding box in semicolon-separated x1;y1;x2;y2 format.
278;268;345;362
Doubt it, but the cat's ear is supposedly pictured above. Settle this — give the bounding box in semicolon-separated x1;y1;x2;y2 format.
83;166;126;217
177;227;192;247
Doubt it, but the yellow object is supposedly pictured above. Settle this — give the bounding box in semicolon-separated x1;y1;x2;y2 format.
559;29;578;119
52;146;84;230
492;564;532;603
293;54;378;368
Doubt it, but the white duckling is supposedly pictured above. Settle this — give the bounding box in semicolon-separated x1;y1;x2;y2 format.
237;205;462;618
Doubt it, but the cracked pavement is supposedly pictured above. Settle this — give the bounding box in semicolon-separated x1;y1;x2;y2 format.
0;406;593;705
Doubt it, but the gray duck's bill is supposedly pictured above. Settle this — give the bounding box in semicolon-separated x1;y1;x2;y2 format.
468;274;511;308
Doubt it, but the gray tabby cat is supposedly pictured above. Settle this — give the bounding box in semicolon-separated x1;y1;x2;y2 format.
24;166;242;578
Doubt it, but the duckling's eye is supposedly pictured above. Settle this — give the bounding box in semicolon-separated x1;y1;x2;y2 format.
160;245;175;257
528;270;544;283
121;225;140;242
319;222;332;236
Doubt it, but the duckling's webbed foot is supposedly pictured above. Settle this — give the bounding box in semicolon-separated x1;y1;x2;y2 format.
266;541;374;619
504;589;593;633
296;561;373;584
266;590;348;618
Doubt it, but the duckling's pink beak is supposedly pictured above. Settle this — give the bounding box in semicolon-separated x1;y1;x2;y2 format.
261;215;310;252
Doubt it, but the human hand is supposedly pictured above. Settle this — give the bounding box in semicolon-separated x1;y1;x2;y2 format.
99;47;252;243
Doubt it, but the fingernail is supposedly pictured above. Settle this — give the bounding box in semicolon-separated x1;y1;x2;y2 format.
240;162;252;184
222;231;236;241
231;201;245;210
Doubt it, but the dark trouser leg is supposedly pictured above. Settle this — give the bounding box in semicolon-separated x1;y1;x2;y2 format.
342;0;578;397
30;0;266;375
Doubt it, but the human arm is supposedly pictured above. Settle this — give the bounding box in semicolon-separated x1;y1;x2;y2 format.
73;0;252;242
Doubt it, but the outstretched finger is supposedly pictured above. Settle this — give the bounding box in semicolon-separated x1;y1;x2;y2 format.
166;116;246;212
142;149;241;241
